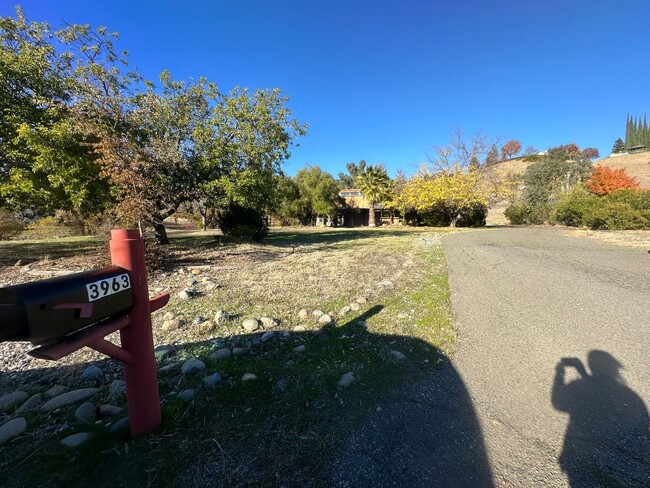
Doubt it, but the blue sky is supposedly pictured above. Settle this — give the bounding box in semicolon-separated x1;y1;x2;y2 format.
3;1;650;177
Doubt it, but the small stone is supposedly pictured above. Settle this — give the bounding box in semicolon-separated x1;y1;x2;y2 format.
198;321;215;334
0;391;29;412
379;280;393;287
163;311;175;321
162;319;182;332
338;372;356;387
178;389;195;401
339;306;351;315
45;385;66;398
356;320;367;328
241;373;257;382
74;402;96;422
178;268;186;274
177;290;192;300
158;363;179;373
154;345;174;361
100;404;123;416
232;347;247;356
281;331;290;338
192;316;205;325
205;281;220;292
312;309;324;318
203;373;222;386
209;348;232;360
41;388;99;412
390;350;406;360
0;417;27;444
214;310;229;325
350;303;360;311
181;359;206;375
80;365;102;382
292;325;307;332
191;268;202;275
61;432;91;447
356;296;367;304
318;314;333;324
242;318;259;332
17;393;43;412
285;360;295;367
110;417;129;433
293;345;306;353
14;259;23;267
298;309;309;319
251;339;261;346
260;331;275;342
260;316;278;328
108;380;126;397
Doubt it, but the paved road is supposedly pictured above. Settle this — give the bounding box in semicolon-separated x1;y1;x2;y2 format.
331;227;650;487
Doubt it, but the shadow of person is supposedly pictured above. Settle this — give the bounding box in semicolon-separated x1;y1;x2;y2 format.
552;350;650;487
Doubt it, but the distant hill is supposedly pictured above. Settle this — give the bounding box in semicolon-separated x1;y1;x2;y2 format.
483;151;650;225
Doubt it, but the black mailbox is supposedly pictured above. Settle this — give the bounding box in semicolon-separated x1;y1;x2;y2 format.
0;266;133;346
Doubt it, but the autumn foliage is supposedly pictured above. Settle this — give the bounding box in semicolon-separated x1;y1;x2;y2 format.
585;166;641;195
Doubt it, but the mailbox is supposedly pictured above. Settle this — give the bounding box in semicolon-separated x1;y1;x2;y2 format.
0;266;133;346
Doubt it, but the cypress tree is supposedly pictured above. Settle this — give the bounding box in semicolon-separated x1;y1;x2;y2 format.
625;114;632;148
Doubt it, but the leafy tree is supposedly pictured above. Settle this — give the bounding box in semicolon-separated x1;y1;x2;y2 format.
293;166;342;225
337;160;367;189
581;147;600;160
485;144;500;165
397;170;490;227
356;164;391;226
585;166;640;195
501;139;522;160
611;138;625;154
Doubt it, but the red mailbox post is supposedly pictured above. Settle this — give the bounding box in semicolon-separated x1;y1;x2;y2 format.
11;229;170;437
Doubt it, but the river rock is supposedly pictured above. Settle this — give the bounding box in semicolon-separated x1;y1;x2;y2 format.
355;296;367;304
242;318;259;332
163;311;175;321
214;310;229;325
181;359;206;375
293;345;306;353
154;345;175;361
260;316;278;328
260;331;275;342
205;281;219;292
109;380;126;397
203;373;222;386
41;388;99;412
80;365;102;382
163;319;182;331
232;347;247;356
0;417;27;444
178;389;195;401
298;309;309;319
350;303;360;311
312;309;324;317
390;350;406;360
339;305;351;316
241;373;257;382
209;348;232;360
0;391;28;412
17;393;44;412
318;314;333;324
45;385;66;398
61;432;91;447
74;402;96;422
198;321;214;334
110;417;129;433
338;372;355;387
100;404;123;416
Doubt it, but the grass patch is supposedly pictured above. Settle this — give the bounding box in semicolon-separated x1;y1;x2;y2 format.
0;227;457;487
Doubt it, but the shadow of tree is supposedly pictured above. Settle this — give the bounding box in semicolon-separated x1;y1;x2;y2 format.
0;304;493;487
552;350;650;487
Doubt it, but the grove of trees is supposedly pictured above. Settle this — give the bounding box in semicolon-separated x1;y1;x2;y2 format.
0;8;306;243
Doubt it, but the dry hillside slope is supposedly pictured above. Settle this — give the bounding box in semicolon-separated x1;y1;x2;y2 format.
484;151;650;225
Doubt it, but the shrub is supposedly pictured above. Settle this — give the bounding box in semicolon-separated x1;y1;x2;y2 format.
416;204;487;227
555;185;601;227
216;203;269;241
504;203;551;225
585;166;640;195
0;209;24;240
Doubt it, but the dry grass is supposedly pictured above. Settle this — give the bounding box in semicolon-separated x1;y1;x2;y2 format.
0;227;457;487
563;228;650;249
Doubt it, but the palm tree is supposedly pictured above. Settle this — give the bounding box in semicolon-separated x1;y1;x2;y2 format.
356;165;391;226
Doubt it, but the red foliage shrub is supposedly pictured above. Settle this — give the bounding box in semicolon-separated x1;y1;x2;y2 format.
585;166;641;196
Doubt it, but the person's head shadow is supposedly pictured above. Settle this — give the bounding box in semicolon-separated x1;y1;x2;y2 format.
552;350;650;487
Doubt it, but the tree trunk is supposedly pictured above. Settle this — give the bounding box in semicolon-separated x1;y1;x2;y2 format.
152;215;170;244
368;204;376;227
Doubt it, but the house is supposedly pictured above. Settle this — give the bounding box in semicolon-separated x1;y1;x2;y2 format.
337;189;410;227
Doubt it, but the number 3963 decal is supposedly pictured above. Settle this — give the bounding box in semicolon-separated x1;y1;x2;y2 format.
86;273;131;302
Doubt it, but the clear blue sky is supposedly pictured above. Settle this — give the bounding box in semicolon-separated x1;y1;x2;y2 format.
3;1;650;177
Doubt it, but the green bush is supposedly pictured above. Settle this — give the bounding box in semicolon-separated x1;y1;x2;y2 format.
504;203;550;225
555;187;649;230
416;204;487;227
216;203;269;241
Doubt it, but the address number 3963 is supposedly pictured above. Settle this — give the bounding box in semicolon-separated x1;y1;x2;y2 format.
86;273;131;302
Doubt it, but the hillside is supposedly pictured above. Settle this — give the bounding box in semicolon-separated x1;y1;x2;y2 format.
594;152;650;189
484;151;650;225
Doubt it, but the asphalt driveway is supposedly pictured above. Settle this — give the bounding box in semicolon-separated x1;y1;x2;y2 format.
331;227;650;487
